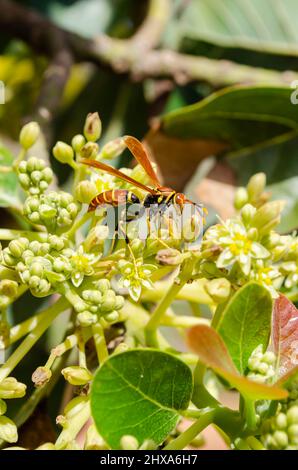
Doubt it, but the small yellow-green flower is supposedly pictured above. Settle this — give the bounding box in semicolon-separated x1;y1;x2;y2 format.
70;246;101;287
281;261;298;290
205;219;270;276
118;259;157;301
250;261;283;298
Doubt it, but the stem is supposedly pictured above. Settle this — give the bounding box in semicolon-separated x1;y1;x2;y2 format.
76;330;87;368
0;229;47;241
92;322;108;364
161;314;209;328
65;211;93;239
145;259;195;347
142;277;212;304
13;148;26;170
45;334;78;369
244;397;258;431
245;436;265;450
55;399;90;449
12;351;71;430
164;408;215;450
0;297;69;381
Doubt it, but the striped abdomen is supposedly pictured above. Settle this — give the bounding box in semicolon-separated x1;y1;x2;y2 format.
88;189;139;212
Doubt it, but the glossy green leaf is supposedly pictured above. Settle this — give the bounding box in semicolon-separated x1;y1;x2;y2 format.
176;0;298;57
0;143;19;207
161;86;298;157
188;324;288;401
90;349;193;449
215;282;272;374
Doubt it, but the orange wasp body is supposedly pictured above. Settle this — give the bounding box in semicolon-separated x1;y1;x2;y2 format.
82;136;204;219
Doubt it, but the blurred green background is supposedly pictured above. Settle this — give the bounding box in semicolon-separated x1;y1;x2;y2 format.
0;0;298;442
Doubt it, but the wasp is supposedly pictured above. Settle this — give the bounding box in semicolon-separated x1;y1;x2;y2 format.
81;136;205;223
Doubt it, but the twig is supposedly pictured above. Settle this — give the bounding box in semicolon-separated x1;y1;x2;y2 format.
0;0;297;98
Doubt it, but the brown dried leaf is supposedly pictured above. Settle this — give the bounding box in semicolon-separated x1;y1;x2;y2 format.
144;128;229;191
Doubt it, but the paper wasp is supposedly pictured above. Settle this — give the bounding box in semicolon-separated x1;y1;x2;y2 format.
81;136;205;226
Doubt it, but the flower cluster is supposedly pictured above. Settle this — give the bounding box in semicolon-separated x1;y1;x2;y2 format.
200;173;297;298
18;157;53;195
23;191;79;233
246;345;276;383
0;377;26;443
76;279;124;326
261;404;298;450
118;259;156;301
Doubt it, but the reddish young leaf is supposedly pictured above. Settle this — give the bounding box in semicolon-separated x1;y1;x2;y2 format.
272;295;298;377
188;325;288;401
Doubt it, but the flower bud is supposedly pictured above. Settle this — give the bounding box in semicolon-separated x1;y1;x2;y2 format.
0;280;18;298
8;240;25;258
82;290;102;304
276;413;287;430
205;278;231;303
75;180;98;204
247;227;258;241
115;295;125;310
96;279;110;294
39;204;57;219
19;122;40;149
99;138;125;160
120;435;139;450
287;406;298;425
234;187;248;210
64;396;89;419
288;425;298;445
247;172;266;201
53;141;74;165
114;343;129;355
0;416;18;443
27;157;43;172
251;201;286;236
72;134;86;153
101;291;116;312
61;366;92;386
0;377;26;399
56;414;68;429
85;425;108;450
18;173;30;189
77;311;98;327
80;142;99;159
0;399;7;416
103;310;119;323
84;112;102;142
273;430;288;449
156;248;183;266
32;366;52;388
263;233;281;249
241;204;256;225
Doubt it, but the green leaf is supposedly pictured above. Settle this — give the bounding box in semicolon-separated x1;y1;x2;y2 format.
161;86;298;157
175;0;298;57
0;143;19;207
90;349;193;449
215;282;272;374
272;295;298;377
188;324;287;401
